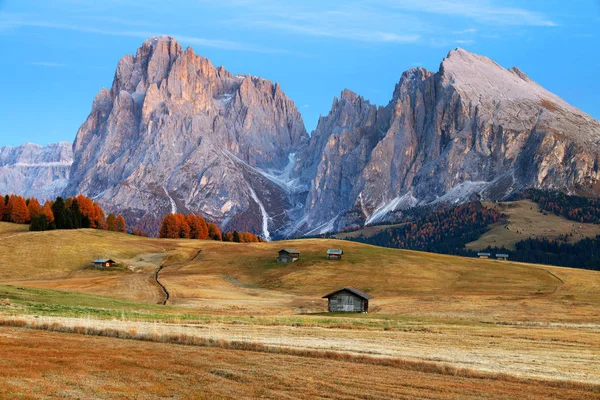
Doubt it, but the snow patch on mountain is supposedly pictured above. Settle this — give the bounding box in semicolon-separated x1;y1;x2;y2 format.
432;181;489;204
246;184;271;241
163;186;177;214
256;153;304;193
366;193;418;225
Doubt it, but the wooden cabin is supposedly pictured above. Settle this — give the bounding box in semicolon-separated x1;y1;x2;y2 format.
277;249;300;263
477;252;491;259
322;287;372;313
93;259;116;268
326;249;343;260
496;253;509;261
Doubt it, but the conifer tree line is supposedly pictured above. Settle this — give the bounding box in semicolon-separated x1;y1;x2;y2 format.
159;213;263;242
0;193;127;233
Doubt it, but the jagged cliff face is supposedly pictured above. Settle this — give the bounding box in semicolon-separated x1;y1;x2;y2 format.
57;38;600;237
295;48;600;233
0;142;72;200
66;36;307;237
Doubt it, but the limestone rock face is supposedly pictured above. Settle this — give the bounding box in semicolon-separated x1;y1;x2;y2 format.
66;36;307;237
293;49;600;234
0;142;72;200
58;39;600;237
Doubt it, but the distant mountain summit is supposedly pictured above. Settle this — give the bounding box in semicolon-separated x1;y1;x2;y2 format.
0;142;72;200
8;39;600;237
65;36;308;237
290;48;600;234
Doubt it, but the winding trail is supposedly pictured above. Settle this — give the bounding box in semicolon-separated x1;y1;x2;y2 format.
155;265;170;305
155;248;203;305
543;268;565;296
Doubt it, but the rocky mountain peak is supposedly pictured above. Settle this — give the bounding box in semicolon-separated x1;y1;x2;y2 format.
0;142;73;200
14;39;598;239
67;36;308;236
508;66;532;82
291;48;600;235
392;67;433;101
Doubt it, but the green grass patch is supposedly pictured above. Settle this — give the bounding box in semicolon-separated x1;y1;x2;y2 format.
0;284;488;331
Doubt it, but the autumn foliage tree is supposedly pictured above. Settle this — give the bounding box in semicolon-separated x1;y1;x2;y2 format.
73;194;106;229
207;223;222;241
42;201;54;223
7;195;30;224
159;214;180;238
107;214;117;231
27;198;42;219
0;192;120;233
106;213;127;233
186;214;209;240
159;213;233;241
114;215;127;233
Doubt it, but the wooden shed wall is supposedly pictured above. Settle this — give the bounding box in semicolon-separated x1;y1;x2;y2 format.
327;292;366;312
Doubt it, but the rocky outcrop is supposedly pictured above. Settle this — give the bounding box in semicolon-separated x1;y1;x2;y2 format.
55;38;600;237
0;142;72;200
293;49;600;234
66;36;307;237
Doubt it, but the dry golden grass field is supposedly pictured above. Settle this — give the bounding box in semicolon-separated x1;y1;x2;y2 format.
466;200;600;250
1;221;599;398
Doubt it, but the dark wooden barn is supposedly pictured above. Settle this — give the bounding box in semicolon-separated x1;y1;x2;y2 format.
326;249;343;260
277;249;300;263
93;259;116;268
322;287;372;313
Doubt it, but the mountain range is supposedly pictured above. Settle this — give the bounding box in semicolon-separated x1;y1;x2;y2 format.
4;36;600;237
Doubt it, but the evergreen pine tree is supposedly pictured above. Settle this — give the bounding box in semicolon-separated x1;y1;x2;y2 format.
52;197;68;229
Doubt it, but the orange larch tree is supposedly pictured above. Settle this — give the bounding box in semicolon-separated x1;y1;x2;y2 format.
9;195;30;224
27;198;42;219
42;201;55;223
207;223;222;241
107;214;117;231
159;214;179;238
114;215;127;233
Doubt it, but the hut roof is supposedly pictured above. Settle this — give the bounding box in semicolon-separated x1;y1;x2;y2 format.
93;259;115;263
279;248;300;254
477;252;491;256
322;286;373;300
496;254;509;257
327;249;343;255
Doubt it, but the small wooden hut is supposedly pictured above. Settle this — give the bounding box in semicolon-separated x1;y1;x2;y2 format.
277;249;300;263
93;259;116;268
477;252;491;259
496;253;509;261
322;287;372;313
326;249;343;260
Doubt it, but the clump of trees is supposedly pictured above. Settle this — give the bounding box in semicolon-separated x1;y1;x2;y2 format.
0;193;129;234
158;212;263;242
521;189;600;224
352;201;503;254
468;237;600;271
0;194;33;224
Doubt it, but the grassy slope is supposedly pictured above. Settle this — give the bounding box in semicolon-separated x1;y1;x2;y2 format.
1;222;600;391
0;222;199;302
2;221;598;322
466;200;600;250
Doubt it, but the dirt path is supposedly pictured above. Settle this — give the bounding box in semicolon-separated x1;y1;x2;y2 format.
155;265;170;305
155;248;202;305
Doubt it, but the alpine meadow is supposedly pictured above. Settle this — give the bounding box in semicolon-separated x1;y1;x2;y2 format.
1;1;600;399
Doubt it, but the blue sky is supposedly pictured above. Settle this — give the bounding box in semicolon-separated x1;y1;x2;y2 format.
0;0;598;146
